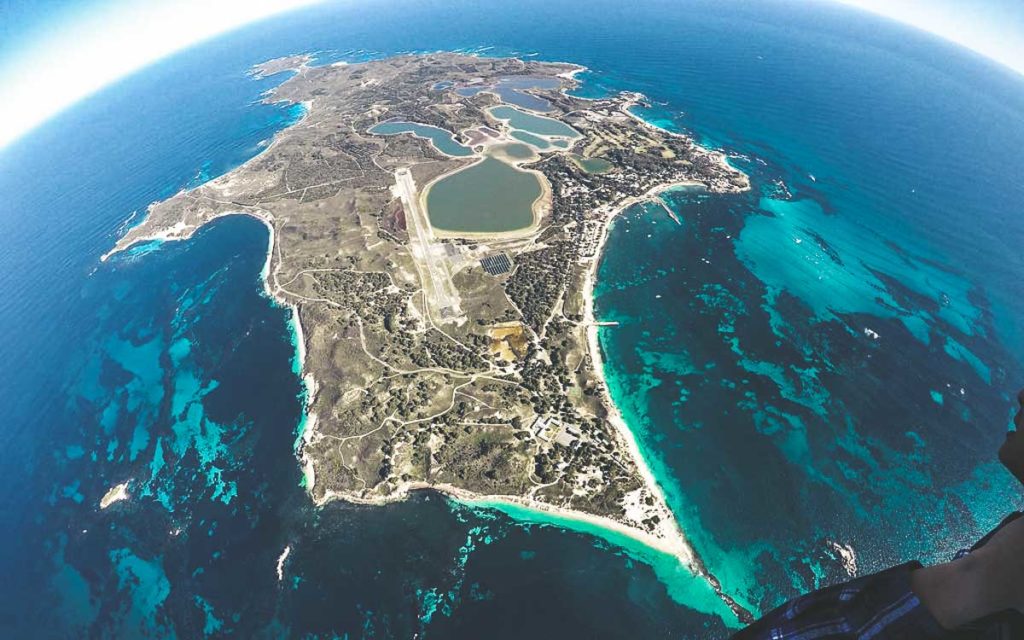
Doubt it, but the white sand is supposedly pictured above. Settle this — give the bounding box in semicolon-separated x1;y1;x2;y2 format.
276;545;291;581
99;481;129;509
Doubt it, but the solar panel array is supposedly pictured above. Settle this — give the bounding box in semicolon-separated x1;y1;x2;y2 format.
480;253;512;276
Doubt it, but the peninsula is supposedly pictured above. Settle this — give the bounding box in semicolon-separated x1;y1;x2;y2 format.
104;52;749;617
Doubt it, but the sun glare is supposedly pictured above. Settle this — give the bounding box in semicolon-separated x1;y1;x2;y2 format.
0;0;321;150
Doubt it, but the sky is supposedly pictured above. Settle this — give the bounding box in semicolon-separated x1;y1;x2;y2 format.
831;0;1024;75
0;0;1021;151
0;0;321;150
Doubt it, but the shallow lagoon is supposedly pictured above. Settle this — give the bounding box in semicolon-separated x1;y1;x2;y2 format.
510;130;552;149
573;155;613;173
456;76;562;111
490;105;580;138
494;142;535;160
426;157;541;233
368;121;474;157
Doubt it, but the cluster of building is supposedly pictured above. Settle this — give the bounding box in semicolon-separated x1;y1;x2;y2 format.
531;415;582;448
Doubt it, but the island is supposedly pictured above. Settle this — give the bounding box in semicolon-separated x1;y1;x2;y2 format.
104;52;750;618
99;481;129;509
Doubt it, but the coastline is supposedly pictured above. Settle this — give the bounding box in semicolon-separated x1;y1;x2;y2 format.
578;177;755;624
303;174;754;625
583;184;695;553
314;480;688;558
307;479;737;623
402;83;733;597
620;97;748;192
97;197;701;567
576;105;754;621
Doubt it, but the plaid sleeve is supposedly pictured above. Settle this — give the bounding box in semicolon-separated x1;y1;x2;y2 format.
730;562;948;640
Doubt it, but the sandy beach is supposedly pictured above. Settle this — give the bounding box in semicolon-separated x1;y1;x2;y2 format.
579;183;705;558
314;479;690;559
575;179;755;623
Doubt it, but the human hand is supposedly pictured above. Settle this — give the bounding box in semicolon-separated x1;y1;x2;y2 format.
998;389;1024;486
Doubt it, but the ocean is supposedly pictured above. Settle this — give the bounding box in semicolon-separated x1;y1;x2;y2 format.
0;0;1021;636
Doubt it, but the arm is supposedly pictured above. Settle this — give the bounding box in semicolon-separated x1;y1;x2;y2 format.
998;389;1024;485
911;516;1024;629
910;388;1024;629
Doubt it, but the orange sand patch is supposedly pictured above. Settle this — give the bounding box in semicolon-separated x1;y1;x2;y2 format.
487;323;529;362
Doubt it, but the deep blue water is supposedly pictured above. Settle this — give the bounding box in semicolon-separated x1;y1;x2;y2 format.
0;0;1022;636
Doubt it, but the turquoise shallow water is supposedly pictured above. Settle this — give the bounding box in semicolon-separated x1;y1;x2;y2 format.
490;105;580;137
510;129;553;149
586;3;1024;613
456;76;563;111
1;0;1022;636
595;193;1022;613
368;120;475;157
